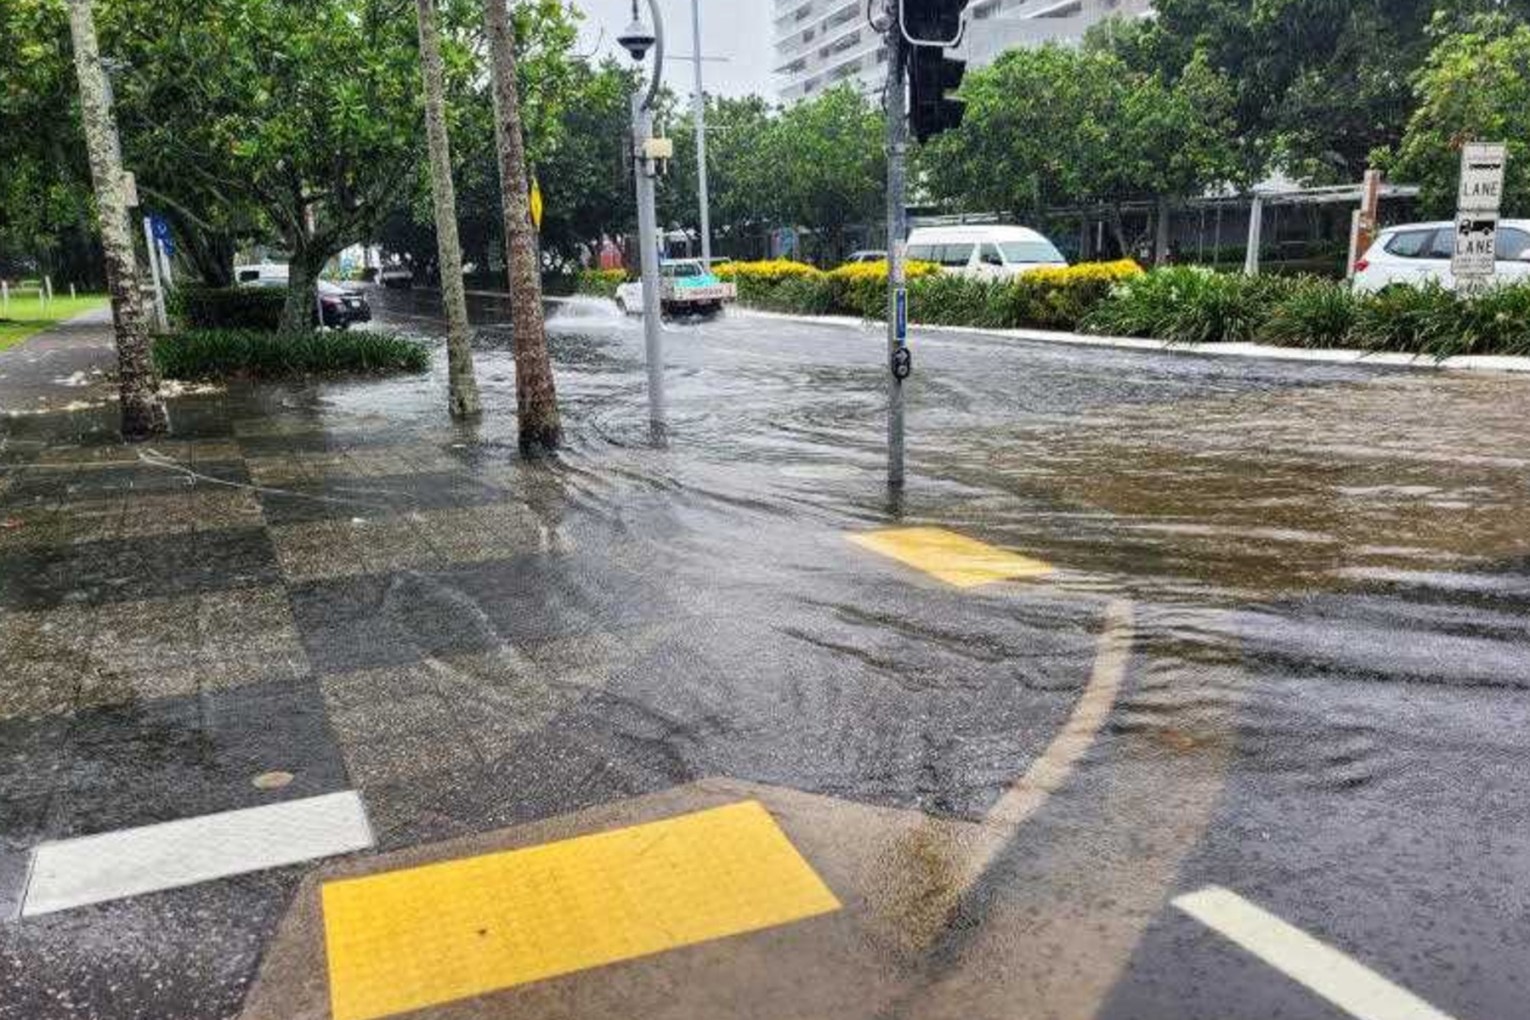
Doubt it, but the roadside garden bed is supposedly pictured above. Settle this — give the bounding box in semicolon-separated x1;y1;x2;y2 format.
153;328;428;380
705;260;1530;358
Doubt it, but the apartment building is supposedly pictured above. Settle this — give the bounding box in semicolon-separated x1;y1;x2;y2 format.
773;0;1153;103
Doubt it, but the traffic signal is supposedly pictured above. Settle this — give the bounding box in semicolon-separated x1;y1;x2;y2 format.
903;0;970;143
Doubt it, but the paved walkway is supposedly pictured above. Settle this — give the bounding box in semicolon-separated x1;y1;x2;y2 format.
0;314;1132;1018
0;308;119;418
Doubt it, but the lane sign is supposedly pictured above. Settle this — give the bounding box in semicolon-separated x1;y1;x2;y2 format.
1452;214;1499;281
1458;142;1507;214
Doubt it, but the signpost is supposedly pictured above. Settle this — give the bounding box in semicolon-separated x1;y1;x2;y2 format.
1453;142;1508;292
149;213;174;287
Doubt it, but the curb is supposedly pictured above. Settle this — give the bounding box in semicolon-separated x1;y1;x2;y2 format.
733;308;1530;375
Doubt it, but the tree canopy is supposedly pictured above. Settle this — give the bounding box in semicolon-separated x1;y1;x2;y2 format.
918;44;1240;233
1385;13;1530;217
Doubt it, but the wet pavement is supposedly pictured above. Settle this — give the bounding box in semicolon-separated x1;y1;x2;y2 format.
2;289;1529;1019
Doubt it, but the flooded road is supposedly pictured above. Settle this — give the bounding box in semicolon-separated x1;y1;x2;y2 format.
3;288;1529;1018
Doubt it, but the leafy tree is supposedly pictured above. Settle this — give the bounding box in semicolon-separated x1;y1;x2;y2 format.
664;94;776;255
66;0;166;437
1099;0;1530;184
1385;14;1530;217
533;60;641;266
0;0;98;283
484;0;560;451
414;0;481;418
920;45;1239;253
756;86;884;264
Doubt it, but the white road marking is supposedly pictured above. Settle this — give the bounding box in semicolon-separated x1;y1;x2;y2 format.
23;791;373;916
1174;886;1460;1020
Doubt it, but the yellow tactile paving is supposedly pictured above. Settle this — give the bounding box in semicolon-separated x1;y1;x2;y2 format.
848;526;1054;588
320;800;842;1020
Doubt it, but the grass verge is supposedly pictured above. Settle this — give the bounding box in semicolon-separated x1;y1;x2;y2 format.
153;328;429;380
0;294;110;352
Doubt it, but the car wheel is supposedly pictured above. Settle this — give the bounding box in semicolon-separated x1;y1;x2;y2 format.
615;297;628;315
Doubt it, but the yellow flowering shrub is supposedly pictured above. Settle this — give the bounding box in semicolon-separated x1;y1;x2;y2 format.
826;260;940;282
1022;259;1143;289
714;259;825;284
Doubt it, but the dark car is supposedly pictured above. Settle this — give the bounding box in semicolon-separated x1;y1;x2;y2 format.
318;280;371;329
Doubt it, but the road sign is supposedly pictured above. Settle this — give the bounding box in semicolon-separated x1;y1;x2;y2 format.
1458;143;1508;214
1451;214;1498;281
150;214;174;257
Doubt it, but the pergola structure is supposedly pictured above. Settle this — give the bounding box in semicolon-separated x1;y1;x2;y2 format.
1236;178;1423;275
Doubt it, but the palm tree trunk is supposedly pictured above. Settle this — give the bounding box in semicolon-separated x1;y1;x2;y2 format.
415;0;481;419
66;0;167;440
483;0;561;453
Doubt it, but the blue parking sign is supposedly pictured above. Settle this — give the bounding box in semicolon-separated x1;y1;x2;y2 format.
150;214;174;257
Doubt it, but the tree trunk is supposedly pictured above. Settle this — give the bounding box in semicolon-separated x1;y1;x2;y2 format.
415;0;481;419
279;250;324;333
66;0;167;440
484;0;560;453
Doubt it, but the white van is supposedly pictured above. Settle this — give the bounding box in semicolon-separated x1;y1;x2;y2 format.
904;225;1067;280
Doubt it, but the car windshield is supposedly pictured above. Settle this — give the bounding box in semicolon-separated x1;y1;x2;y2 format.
663;262;704;278
1000;241;1064;264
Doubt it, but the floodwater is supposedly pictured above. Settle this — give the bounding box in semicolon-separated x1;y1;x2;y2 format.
3;287;1529;1018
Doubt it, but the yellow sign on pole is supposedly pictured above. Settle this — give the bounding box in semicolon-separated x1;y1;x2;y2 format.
530;176;544;232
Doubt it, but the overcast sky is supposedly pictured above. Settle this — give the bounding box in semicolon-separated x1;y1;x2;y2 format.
569;0;777;99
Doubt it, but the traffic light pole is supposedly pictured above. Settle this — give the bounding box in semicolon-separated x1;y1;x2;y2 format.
885;27;909;489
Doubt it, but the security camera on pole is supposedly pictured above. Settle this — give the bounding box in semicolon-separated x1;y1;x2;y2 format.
618;1;671;433
878;0;971;488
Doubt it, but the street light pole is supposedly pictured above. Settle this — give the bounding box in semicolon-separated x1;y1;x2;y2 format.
884;13;909;488
691;0;712;265
633;94;666;429
620;0;667;431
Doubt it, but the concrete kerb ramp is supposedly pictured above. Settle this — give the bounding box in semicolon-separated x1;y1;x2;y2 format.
239;597;1239;1020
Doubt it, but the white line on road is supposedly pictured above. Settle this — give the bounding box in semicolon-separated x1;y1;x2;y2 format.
23;791;373;916
1173;886;1460;1020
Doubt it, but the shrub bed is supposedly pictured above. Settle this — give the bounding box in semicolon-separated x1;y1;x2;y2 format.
1084;269;1530;356
173;285;287;331
599;256;1530;358
575;268;627;298
153;329;429;380
717;257;1141;332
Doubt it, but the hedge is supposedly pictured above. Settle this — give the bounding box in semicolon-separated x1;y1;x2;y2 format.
153;328;429;380
707;258;1530;357
715;257;1141;331
1083;268;1530;356
173;284;287;331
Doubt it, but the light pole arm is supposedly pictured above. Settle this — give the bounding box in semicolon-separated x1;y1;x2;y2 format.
642;0;664;112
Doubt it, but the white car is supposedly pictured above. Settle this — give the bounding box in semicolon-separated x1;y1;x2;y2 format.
1352;220;1530;293
904;225;1067;280
234;263;290;287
